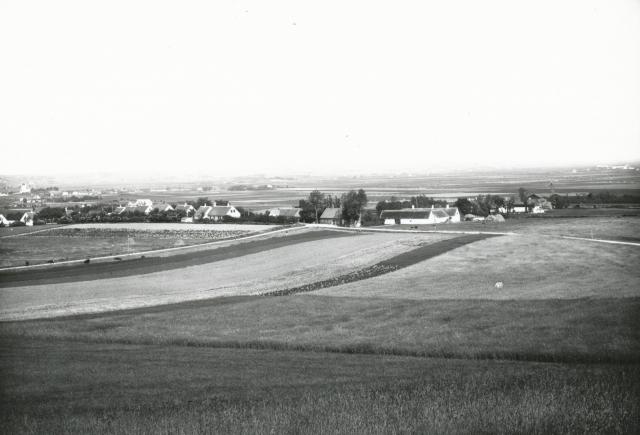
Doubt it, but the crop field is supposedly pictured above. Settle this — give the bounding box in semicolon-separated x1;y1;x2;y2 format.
0;218;639;433
0;223;275;268
0;230;456;320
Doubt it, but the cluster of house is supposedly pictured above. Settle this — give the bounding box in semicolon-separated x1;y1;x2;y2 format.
109;199;244;223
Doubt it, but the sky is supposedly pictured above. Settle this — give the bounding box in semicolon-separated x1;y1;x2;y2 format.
1;0;639;177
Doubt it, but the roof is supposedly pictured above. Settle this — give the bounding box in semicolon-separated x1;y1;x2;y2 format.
380;207;459;220
194;205;212;219
380;210;431;219
274;208;301;217
175;204;195;211
208;206;235;216
320;208;341;219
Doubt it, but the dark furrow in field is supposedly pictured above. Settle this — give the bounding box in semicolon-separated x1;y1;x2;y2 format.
6;335;636;364
265;233;498;296
0;230;354;287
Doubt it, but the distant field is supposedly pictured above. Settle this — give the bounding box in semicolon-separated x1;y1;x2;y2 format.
0;223;273;268
381;215;640;242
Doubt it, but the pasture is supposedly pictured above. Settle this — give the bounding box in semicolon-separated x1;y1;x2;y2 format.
1;218;639;433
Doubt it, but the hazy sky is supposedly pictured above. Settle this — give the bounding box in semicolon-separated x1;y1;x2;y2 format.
1;1;639;176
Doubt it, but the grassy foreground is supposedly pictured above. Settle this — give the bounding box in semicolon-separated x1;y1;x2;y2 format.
5;296;638;363
1;338;638;434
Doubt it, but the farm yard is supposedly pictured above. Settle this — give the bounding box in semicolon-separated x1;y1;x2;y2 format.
0;223;276;268
0;218;639;433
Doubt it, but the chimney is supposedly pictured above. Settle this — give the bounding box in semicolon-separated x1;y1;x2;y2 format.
431;204;434;210
213;201;217;207
412;204;415;209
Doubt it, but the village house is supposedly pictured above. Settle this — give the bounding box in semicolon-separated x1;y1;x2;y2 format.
194;202;241;221
0;214;14;226
319;208;342;225
175;203;196;216
153;204;174;213
20;212;35;226
262;207;302;221
380;205;461;225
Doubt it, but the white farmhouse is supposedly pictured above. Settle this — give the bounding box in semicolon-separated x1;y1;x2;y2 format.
380;206;461;225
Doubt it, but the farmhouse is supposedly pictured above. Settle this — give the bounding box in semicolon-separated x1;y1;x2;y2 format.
153;204;174;213
194;203;241;221
265;208;301;221
512;204;527;213
380;206;461;225
20;212;35;226
0;214;14;226
175;203;195;216
319;208;342;225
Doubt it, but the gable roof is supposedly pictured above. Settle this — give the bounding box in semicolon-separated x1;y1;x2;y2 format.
274;208;301;217
320;208;341;219
209;206;236;216
380;210;431;219
380;207;459;220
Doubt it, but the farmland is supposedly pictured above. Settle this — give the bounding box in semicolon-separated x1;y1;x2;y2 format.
1;217;639;433
0;223;276;268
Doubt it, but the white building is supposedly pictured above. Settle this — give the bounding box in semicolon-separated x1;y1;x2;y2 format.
380;206;461;225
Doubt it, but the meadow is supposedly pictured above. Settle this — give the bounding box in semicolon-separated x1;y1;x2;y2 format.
0;218;638;433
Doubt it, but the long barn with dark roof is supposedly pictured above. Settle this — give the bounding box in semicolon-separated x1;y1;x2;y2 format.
380;206;460;225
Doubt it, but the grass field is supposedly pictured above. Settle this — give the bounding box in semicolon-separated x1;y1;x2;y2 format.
0;217;638;433
314;235;640;300
1;339;637;434
0;223;275;268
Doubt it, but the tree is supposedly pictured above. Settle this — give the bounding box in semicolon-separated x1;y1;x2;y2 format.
454;198;473;215
194;197;211;208
518;187;529;204
341;189;367;226
308;190;325;223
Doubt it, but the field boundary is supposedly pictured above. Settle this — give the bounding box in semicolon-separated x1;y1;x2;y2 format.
558;235;640;247
309;223;517;236
0;225;305;272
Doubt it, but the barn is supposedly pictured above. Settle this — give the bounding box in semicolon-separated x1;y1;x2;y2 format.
380;206;461;225
319;208;342;225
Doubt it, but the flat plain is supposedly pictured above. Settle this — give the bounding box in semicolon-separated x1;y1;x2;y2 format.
1;216;639;433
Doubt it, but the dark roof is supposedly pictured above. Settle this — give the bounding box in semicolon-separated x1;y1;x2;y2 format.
209;206;235;216
380;210;431;219
380;207;458;220
320;208;341;219
276;208;301;217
